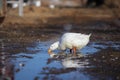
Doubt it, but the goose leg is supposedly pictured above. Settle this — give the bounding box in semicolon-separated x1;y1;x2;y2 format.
73;47;76;56
70;49;72;53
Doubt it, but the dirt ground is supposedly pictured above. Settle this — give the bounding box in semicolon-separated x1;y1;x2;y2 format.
3;7;120;25
0;7;120;41
0;7;120;80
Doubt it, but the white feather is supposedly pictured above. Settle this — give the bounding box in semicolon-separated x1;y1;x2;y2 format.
49;32;91;51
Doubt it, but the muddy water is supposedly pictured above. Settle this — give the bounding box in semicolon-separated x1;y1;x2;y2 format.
0;39;120;80
0;20;120;80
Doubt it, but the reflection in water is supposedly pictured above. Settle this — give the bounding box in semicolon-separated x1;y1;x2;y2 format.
48;52;90;68
0;40;119;80
62;56;89;68
41;52;92;80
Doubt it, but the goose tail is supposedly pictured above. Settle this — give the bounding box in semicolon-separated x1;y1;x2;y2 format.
88;33;92;37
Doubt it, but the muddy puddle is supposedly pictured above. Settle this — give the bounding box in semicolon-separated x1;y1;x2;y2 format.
0;38;120;80
0;19;120;80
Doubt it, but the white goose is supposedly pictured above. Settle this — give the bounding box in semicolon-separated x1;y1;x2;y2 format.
48;32;91;57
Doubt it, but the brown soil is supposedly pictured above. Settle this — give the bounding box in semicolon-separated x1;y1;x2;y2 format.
3;7;120;25
0;7;120;80
0;7;120;41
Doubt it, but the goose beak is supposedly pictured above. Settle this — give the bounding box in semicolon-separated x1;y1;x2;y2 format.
48;49;52;54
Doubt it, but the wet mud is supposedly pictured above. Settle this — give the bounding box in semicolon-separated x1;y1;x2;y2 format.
0;10;120;80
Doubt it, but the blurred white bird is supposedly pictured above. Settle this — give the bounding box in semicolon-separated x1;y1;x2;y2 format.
62;58;89;68
48;32;91;57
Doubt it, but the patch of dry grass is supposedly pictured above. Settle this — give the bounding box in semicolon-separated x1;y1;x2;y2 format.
3;6;119;26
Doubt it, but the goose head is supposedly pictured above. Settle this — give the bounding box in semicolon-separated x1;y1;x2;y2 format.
48;41;59;54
